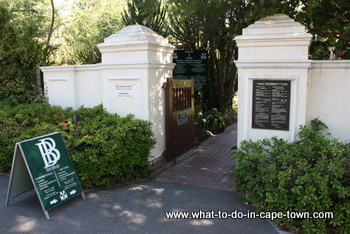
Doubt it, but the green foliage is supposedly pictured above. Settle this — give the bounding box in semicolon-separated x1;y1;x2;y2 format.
223;106;237;126
193;109;207;144
168;0;240;113
233;119;350;233
0;103;156;189
203;108;226;134
0;1;49;104
195;104;236;139
246;0;350;59
122;0;169;37
54;0;125;65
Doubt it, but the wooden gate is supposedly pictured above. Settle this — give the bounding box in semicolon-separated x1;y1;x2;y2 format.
165;78;194;161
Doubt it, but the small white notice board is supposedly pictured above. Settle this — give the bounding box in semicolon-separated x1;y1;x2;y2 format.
116;84;133;98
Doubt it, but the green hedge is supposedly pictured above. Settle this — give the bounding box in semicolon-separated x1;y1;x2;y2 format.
0;103;156;188
233;119;350;233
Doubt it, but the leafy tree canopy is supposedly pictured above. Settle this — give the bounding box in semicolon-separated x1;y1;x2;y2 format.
0;0;53;104
167;0;246;112
122;0;169;37
246;0;350;59
53;0;125;65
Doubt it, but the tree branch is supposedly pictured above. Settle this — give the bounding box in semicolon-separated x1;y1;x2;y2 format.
47;0;55;46
312;28;350;43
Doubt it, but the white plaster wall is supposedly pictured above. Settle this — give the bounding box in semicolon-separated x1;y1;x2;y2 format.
236;63;311;143
307;61;350;142
74;65;102;108
146;65;174;161
41;66;75;108
238;46;311;61
98;63;174;161
41;25;175;162
41;65;102;109
46;78;71;108
100;65;147;119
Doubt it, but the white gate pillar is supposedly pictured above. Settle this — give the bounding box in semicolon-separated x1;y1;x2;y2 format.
97;25;175;162
234;14;312;144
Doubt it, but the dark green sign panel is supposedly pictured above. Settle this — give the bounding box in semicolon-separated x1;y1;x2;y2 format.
177;111;188;125
6;132;85;220
173;50;208;90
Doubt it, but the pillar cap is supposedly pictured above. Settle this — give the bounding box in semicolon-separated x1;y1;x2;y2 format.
98;25;173;48
235;14;312;60
235;14;312;42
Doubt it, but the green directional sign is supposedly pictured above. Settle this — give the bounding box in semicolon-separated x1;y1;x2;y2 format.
6;132;85;220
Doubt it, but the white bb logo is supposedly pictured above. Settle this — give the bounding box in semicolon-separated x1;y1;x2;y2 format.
36;138;60;168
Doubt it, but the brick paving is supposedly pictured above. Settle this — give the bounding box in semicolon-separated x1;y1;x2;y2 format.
156;123;238;191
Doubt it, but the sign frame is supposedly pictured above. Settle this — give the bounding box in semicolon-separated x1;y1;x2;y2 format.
6;132;86;220
252;80;291;131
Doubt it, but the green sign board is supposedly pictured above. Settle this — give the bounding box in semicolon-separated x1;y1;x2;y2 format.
177;111;188;125
6;132;85;220
173;50;208;91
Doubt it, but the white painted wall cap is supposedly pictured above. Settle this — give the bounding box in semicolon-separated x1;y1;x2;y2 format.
239;14;310;36
98;25;171;47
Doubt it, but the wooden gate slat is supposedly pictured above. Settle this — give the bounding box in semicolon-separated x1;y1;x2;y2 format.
165;78;194;161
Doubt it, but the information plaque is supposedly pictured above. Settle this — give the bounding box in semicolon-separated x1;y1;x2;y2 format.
177;111;188;125
173;50;208;90
252;80;291;131
6;132;86;220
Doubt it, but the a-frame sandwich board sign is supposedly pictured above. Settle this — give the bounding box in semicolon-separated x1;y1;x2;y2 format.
6;132;86;220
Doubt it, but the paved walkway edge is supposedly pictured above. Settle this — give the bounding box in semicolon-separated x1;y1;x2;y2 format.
150;123;238;178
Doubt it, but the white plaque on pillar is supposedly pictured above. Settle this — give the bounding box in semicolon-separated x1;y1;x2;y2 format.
116;84;133;98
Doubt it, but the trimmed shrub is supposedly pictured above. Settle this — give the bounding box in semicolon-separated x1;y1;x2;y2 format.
0;103;156;188
233;119;350;233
